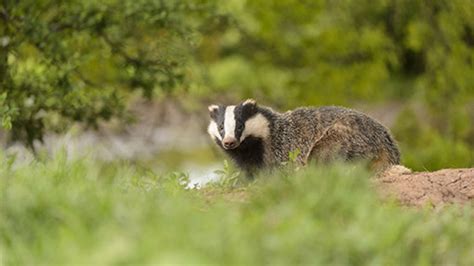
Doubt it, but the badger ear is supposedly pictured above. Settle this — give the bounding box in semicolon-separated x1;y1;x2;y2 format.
208;104;219;119
208;105;219;112
243;99;257;106
242;99;257;117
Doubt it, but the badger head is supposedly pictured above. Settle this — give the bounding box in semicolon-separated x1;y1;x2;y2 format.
207;99;270;150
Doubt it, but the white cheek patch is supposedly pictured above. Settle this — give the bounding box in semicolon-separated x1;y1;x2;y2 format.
240;113;270;142
224;105;236;138
207;120;222;141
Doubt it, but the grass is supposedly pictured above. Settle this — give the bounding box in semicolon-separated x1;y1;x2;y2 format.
1;153;474;265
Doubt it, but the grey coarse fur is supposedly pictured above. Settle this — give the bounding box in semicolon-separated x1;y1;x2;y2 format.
210;101;401;174
259;105;400;169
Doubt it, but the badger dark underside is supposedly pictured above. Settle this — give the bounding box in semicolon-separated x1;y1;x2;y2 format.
216;136;265;173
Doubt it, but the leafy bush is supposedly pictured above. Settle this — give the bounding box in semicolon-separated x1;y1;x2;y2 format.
1;154;474;265
0;0;217;147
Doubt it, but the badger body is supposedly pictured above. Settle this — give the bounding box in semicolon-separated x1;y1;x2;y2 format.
208;99;400;174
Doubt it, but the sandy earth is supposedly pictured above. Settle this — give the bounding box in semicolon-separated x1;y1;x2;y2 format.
376;167;474;208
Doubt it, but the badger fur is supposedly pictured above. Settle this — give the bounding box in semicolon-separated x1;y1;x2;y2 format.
208;99;400;175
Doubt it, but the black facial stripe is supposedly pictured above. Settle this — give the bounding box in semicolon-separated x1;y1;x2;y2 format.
233;103;258;141
212;106;226;138
233;105;243;141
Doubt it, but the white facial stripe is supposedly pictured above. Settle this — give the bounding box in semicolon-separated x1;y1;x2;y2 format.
224;105;236;138
207;120;222;141
240;113;270;142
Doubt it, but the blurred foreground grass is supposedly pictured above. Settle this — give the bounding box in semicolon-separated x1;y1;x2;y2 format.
1;154;474;265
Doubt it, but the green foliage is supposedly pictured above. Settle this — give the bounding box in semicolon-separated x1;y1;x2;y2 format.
204;0;474;107
2;155;474;265
0;0;217;147
213;159;241;187
394;106;474;170
288;148;301;163
0;93;16;129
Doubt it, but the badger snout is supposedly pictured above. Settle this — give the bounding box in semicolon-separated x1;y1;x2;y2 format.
222;136;239;150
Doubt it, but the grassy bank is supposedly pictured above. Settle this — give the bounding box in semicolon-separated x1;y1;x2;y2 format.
1;154;474;265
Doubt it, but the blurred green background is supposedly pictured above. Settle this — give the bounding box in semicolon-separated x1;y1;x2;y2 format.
2;1;474;265
1;0;473;170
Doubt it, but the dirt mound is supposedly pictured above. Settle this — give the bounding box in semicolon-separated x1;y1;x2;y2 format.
375;167;474;208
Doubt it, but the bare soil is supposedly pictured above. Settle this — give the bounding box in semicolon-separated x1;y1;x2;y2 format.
376;167;474;208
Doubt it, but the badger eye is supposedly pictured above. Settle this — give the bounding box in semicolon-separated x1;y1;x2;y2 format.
237;124;244;131
218;124;224;131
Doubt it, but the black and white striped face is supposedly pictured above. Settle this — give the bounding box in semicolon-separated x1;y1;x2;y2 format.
207;99;270;150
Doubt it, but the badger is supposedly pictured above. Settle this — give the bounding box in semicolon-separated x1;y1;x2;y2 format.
207;99;400;175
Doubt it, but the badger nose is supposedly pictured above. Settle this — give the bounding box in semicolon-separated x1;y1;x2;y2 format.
222;137;238;149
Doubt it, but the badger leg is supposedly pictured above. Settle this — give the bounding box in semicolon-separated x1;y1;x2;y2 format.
305;123;394;172
305;122;354;165
369;150;393;172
